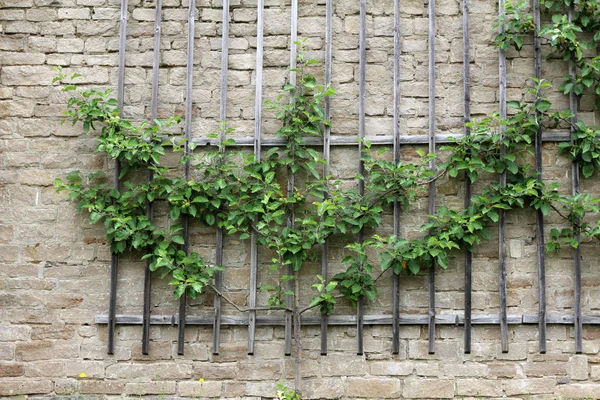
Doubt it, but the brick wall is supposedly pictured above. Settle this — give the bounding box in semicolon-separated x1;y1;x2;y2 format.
1;0;600;398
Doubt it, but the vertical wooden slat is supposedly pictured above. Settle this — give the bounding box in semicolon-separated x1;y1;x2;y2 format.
357;0;367;357
462;0;472;354
142;0;162;356
391;0;401;356
427;0;436;355
320;0;333;357
108;0;128;355
497;0;509;354
533;0;547;354
248;0;264;356
568;3;583;355
212;0;229;356
178;0;196;356
284;0;298;357
150;0;161;124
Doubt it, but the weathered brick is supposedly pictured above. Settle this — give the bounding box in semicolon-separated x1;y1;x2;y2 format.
0;380;53;396
16;341;79;361
1;66;56;86
0;325;30;342
178;381;222;397
26;8;57;21
567;355;589;380
105;363;192;380
58;7;91;19
346;378;401;399
80;380;126;394
503;378;556;396
456;379;502;397
0;362;25;377
1;52;46;65
303;378;345;399
237;361;282;381
402;379;455;399
370;361;414;376
57;38;85;52
556;384;600;399
0;100;35;117
0;344;15;361
125;381;177;395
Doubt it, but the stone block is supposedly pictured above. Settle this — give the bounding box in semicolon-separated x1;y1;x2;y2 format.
402;379;455;399
370;361;414;376
456;379;502;397
503;378;556;396
567;355;589;380
0;380;53;396
346;377;401;398
0;325;30;342
0;362;25;377
178;381;222;397
105;362;192;380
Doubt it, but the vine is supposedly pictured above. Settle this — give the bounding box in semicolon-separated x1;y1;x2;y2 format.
55;13;600;393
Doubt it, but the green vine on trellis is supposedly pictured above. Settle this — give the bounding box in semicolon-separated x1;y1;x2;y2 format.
56;31;600;320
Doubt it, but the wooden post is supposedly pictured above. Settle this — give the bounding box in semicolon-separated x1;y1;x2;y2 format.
356;0;367;357
284;0;298;357
533;0;547;354
568;2;583;355
213;0;229;356
462;0;472;354
320;0;333;357
392;0;401;356
108;0;128;355
427;0;437;355
178;0;196;356
142;0;162;356
497;0;509;354
248;0;264;356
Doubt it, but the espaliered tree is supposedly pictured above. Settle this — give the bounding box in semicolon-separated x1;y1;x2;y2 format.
56;22;600;394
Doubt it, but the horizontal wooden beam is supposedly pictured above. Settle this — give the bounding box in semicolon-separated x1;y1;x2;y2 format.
96;313;600;326
189;131;571;147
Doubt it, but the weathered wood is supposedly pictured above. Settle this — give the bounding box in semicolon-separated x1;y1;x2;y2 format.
142;251;152;355
462;0;472;355
178;0;196;356
284;0;299;358
142;0;162;357
117;0;127;112
212;0;229;356
390;0;402;356
150;0;161;123
533;0;546;354
356;0;367;357
108;254;118;355
427;0;436;356
142;175;153;356
108;0;128;356
191;131;572;147
101;312;600;326
567;3;583;355
248;0;264;356
497;0;509;354
320;0;333;357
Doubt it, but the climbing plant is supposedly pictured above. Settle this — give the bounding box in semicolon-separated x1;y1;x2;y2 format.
55;6;600;390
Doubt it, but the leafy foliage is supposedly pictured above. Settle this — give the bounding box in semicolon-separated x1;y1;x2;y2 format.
56;30;600;319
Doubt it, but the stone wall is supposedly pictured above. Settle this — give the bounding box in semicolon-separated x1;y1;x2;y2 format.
2;0;600;398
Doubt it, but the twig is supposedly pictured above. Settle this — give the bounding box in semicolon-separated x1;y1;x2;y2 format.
208;283;292;313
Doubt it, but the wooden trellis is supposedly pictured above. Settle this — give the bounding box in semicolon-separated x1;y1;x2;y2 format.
98;0;598;356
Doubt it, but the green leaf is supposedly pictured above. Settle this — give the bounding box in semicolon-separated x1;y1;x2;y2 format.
172;235;185;245
535;100;552;113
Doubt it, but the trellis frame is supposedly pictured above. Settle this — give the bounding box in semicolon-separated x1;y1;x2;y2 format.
101;0;597;356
